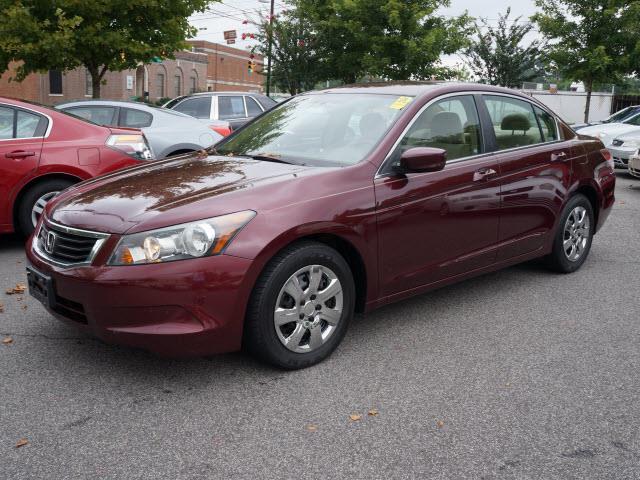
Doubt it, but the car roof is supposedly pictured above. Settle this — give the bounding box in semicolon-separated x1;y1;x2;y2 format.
307;81;537;100
188;91;267;97
57;99;157;111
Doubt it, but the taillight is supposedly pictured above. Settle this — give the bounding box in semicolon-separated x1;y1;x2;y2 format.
106;134;154;160
601;148;614;168
208;125;232;137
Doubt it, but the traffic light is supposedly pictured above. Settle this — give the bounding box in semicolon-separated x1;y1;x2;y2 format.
248;55;257;75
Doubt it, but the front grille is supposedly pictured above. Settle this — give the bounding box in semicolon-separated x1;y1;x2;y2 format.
36;220;108;267
612;139;624;147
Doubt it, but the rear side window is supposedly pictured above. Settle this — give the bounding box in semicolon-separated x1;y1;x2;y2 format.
16;110;43;137
484;96;543;150
121;108;153;128
0;107;13;139
245;96;263;116
218;96;246;120
388;95;482;167
172;97;211;119
0;107;48;139
534;106;558;142
66;106;117;126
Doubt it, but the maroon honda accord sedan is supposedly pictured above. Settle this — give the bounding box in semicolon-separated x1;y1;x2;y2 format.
26;83;616;369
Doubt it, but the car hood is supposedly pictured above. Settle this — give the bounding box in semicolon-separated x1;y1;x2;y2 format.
49;154;319;234
576;123;640;147
613;127;640;141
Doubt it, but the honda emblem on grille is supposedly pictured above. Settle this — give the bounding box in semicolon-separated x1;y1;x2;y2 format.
45;231;57;254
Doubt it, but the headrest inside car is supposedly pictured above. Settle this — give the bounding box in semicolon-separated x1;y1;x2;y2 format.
501;114;531;133
431;112;463;142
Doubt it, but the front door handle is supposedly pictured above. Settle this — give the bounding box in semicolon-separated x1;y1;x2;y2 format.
551;151;568;162
474;167;497;182
5;151;36;159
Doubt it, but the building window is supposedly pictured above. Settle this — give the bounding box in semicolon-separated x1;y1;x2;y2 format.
49;70;63;95
157;73;165;98
174;74;182;97
85;71;93;96
190;76;197;94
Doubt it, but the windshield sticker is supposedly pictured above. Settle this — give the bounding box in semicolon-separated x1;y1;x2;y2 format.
389;96;413;110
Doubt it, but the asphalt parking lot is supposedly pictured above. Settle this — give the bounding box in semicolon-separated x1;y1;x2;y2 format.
1;173;639;480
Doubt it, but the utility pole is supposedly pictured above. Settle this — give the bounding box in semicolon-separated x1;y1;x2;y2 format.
266;0;275;97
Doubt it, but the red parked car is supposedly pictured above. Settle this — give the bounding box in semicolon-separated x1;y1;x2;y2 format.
0;97;152;236
26;83;616;369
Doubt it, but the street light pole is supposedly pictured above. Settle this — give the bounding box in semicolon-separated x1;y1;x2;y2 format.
266;0;275;97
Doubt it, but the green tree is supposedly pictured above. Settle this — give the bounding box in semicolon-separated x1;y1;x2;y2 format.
252;8;321;95
295;0;471;84
533;0;640;122
465;8;545;88
0;0;213;98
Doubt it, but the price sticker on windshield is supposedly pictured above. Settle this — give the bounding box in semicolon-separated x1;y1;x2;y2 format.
389;96;413;110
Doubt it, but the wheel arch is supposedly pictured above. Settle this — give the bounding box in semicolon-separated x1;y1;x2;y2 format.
247;231;369;314
574;183;600;230
12;173;82;230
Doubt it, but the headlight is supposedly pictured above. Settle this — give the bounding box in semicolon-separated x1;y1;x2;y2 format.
108;211;256;265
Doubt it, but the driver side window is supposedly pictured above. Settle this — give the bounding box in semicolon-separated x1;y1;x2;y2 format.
387;95;482;169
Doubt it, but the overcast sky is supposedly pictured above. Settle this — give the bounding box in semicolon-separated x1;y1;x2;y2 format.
190;0;541;67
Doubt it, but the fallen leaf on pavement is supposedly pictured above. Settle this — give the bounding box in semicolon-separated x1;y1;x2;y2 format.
21;305;27;311
0;302;4;313
368;409;379;416
6;284;27;295
306;424;318;432
436;420;445;429
349;414;362;422
2;337;13;345
15;438;28;448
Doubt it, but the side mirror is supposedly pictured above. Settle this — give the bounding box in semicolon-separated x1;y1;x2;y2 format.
400;147;447;173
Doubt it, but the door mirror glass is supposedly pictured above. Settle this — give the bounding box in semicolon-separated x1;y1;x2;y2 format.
400;147;446;173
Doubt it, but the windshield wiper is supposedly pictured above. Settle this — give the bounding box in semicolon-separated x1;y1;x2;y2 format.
248;154;298;165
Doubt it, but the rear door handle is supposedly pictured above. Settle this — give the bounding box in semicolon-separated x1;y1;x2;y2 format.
5;151;36;159
551;151;568;162
474;167;497;182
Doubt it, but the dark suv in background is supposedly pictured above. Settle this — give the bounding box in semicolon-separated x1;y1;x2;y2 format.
164;92;276;130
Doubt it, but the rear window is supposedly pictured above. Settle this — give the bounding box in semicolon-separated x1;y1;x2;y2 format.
121;108;153;128
218;96;247;120
65;106;117;126
172;97;212;119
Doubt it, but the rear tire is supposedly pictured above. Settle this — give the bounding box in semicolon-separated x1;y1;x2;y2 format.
545;194;595;273
243;241;355;369
17;179;75;237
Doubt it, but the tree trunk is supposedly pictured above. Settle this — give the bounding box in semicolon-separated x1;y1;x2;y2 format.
88;65;108;99
92;73;101;99
584;79;593;123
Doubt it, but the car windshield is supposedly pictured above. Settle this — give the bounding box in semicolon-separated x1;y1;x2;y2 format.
214;93;412;167
606;107;638;123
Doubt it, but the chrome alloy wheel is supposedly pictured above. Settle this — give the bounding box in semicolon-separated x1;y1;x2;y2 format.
274;265;344;353
31;191;59;227
563;206;590;262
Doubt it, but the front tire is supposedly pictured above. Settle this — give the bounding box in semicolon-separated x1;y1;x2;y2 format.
244;242;355;369
17;179;75;237
545;194;595;273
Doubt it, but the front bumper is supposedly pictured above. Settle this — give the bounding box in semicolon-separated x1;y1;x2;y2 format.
26;243;255;357
629;156;640;179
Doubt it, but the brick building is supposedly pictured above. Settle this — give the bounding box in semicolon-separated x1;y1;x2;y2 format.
0;42;264;105
187;41;264;93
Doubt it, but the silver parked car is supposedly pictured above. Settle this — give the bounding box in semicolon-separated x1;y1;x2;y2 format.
164;92;277;131
628;150;640;178
609;129;640;168
57;100;223;159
